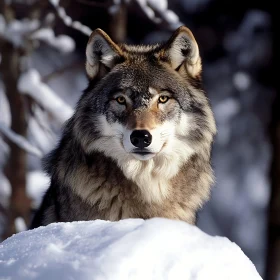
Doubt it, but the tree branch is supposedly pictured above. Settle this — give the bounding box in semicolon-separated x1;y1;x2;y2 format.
0;123;43;158
49;0;92;36
41;61;83;82
18;69;74;125
135;0;182;30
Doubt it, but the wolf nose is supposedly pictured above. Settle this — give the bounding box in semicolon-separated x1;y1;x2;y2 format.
130;130;152;148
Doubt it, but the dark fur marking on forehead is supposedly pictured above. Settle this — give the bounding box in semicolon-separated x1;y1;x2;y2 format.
129;89;151;99
105;106;128;124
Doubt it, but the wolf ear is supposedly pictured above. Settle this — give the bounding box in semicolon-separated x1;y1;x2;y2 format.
162;26;201;78
85;29;123;80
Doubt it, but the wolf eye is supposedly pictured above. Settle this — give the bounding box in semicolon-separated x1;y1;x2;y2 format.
158;96;169;104
116;96;126;105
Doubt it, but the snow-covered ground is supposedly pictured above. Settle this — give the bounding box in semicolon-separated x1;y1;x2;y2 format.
0;218;261;280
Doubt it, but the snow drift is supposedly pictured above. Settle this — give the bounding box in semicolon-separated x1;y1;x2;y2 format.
0;218;261;280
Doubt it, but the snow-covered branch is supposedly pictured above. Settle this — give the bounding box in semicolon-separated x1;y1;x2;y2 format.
49;0;92;36
0;123;43;158
0;12;74;54
0;15;40;47
31;28;75;53
18;69;74;125
135;0;182;30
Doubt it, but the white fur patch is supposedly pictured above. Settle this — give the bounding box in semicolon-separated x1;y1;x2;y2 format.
87;115;195;204
167;28;201;77
148;87;158;96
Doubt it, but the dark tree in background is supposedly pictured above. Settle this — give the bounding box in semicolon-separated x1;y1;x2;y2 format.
0;0;77;238
0;2;31;239
266;2;280;279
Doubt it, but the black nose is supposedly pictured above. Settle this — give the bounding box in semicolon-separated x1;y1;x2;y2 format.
130;130;152;149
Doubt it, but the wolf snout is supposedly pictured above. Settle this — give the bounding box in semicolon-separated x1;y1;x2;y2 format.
130;130;152;149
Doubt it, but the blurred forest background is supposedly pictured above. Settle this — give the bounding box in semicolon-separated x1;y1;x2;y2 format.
0;0;278;279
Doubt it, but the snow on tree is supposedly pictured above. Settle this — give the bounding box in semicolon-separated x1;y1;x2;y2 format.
0;0;85;238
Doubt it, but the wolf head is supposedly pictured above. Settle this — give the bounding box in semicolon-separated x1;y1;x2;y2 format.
72;26;216;200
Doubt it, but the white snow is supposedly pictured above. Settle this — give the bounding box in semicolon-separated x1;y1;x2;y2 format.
27;114;56;155
0;218;261;280
214;98;240;122
0;123;43;158
0;82;10;127
136;0;182;29
27;171;49;208
49;0;60;7
14;217;27;233
31;28;75;53
18;69;74;125
213;98;240;145
48;0;92;36
148;0;168;10
244;167;270;208
0;172;11;208
233;72;251;91
0;15;5;34
0;16;40;47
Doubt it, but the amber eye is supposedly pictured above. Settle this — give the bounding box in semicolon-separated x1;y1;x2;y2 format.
158;96;169;104
116;96;126;105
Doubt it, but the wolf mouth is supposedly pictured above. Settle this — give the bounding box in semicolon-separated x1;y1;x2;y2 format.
131;149;157;161
134;152;154;155
132;149;154;155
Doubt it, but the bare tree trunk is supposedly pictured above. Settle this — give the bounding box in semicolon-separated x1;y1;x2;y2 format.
266;7;280;280
0;40;31;239
109;0;127;43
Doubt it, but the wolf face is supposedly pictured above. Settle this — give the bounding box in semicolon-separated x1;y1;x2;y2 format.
71;27;216;203
31;26;216;228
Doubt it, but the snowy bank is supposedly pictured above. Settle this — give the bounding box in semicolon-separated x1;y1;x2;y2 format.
0;218;261;280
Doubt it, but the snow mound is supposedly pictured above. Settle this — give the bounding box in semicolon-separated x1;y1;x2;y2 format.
0;218;261;280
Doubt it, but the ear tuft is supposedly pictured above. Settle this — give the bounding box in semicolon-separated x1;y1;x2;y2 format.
85;29;123;80
163;26;201;78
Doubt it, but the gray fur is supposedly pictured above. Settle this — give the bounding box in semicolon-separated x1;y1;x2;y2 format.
30;26;216;229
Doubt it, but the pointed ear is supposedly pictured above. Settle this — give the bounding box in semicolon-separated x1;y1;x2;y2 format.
161;26;201;78
85;29;123;80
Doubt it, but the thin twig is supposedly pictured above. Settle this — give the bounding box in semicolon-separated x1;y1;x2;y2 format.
49;0;92;36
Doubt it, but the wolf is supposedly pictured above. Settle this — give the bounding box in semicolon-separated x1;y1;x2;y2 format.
30;26;216;229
